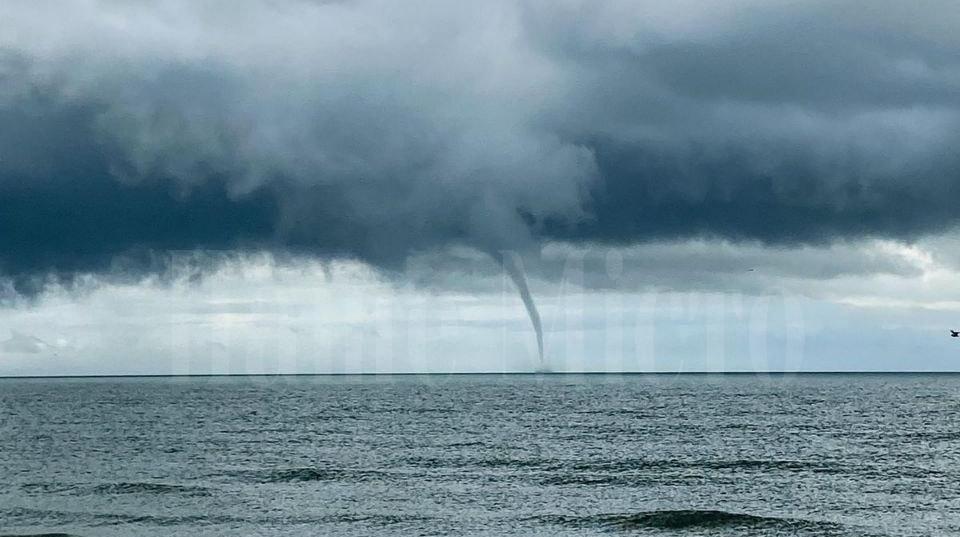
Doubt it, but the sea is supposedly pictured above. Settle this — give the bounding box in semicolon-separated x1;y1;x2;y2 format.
1;373;958;536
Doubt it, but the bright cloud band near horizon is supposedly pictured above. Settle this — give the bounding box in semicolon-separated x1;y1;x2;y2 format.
2;1;960;374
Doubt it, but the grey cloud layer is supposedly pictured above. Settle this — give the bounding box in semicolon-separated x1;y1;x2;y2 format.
2;0;959;287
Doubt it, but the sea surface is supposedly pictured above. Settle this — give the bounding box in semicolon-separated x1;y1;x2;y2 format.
1;373;958;536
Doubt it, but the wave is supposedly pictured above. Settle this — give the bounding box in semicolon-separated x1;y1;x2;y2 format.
474;458;548;469
566;458;849;475
402;456;555;470
90;482;212;496
533;509;848;532
445;440;487;447
0;507;233;527
0;534;84;537
21;482;211;497
0;507;431;528
540;475;651;486
240;467;388;483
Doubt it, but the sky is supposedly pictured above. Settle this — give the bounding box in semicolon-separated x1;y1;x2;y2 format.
2;0;960;374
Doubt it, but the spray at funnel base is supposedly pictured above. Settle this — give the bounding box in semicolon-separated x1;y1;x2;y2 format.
499;252;546;370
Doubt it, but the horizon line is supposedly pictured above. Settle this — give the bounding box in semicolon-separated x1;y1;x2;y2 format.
2;371;960;380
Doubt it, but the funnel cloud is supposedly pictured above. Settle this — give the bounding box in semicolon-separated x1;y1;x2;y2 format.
500;252;545;368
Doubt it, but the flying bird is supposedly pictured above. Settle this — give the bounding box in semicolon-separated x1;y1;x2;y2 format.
950;330;959;338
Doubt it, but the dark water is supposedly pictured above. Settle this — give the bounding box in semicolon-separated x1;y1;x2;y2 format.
1;374;959;536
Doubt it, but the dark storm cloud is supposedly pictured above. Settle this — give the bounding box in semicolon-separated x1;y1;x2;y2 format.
530;0;960;244
2;0;960;288
0;90;277;294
